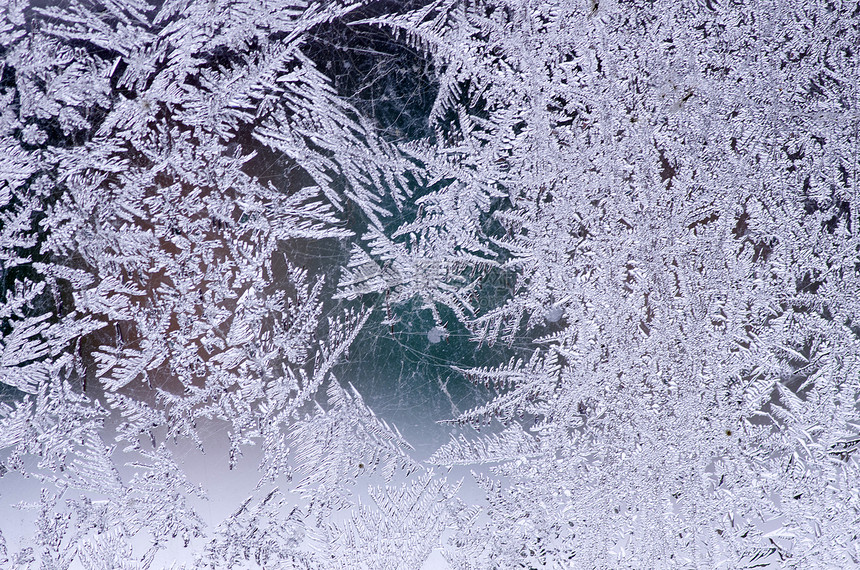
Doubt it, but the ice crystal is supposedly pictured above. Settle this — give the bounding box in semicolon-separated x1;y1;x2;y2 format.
1;0;859;568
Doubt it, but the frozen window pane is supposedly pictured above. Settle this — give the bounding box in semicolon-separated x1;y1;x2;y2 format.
1;0;859;568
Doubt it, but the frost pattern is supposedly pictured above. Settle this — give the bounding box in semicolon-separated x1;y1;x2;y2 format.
1;0;860;568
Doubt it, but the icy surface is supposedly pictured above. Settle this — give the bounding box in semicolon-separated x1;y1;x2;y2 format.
1;0;860;568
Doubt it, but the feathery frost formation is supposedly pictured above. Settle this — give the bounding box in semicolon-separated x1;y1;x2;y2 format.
1;0;859;567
